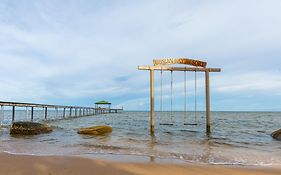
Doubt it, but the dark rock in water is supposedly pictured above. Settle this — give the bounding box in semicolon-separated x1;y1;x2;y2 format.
271;129;281;141
78;125;112;135
10;122;53;135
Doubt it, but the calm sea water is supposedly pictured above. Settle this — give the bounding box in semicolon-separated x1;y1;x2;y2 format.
0;111;281;165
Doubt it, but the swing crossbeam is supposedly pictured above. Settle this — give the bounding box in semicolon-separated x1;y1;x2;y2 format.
138;66;221;72
138;61;221;135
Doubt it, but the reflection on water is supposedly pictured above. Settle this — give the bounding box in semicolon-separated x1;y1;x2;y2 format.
0;111;281;165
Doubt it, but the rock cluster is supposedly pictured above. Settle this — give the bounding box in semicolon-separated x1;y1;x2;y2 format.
10;122;53;135
78;125;112;135
271;129;281;141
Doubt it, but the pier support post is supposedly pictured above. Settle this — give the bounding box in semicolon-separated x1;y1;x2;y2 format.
45;107;48;120
31;107;34;121
26;107;29;120
150;69;155;135
205;70;211;134
63;108;66;118
12;106;15;122
70;107;72;117
0;105;4;125
55;107;58;118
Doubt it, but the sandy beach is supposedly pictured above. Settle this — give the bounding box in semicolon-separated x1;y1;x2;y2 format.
0;153;280;175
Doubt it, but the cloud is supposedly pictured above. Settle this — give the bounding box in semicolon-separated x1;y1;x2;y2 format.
0;0;280;110
214;72;281;94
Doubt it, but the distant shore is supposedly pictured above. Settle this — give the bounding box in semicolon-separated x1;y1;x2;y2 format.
0;153;280;175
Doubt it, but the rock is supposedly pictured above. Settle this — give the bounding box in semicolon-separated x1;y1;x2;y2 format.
10;121;53;135
271;129;281;140
78;125;112;135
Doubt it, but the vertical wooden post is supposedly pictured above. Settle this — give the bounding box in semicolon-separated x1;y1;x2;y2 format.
31;107;34;121
45;107;48;120
70;107;72;117
63;108;66;118
12;106;15;122
26;107;29;120
150;69;155;134
55;107;58;118
205;70;211;134
0;105;4;125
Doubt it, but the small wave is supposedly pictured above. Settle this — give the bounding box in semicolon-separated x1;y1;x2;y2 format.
39;138;58;143
0;125;11;129
180;129;198;133
77;143;128;151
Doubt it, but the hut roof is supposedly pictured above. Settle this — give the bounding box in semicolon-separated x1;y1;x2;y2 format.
95;100;111;104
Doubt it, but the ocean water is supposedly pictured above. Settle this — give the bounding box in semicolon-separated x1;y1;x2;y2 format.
0;111;281;166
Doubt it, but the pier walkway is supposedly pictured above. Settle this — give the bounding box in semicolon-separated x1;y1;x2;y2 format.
0;101;123;124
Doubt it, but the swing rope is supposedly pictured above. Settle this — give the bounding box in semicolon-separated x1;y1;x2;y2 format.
170;70;173;123
160;69;163;123
194;70;197;123
184;70;198;126
159;70;174;126
184;71;187;121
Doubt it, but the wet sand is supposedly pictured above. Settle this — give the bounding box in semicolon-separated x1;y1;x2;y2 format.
0;153;280;175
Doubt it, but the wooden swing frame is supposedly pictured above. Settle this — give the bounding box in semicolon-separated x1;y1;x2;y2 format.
138;58;221;134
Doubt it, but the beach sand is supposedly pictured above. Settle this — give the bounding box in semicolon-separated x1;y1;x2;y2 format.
0;153;280;175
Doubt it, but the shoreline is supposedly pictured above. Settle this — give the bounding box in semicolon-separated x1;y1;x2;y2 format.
0;153;281;175
3;151;280;167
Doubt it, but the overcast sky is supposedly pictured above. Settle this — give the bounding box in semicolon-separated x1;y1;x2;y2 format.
0;0;281;111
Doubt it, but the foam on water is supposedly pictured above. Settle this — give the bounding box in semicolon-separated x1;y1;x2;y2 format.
0;111;281;165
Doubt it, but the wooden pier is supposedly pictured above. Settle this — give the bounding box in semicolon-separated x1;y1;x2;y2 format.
0;101;123;124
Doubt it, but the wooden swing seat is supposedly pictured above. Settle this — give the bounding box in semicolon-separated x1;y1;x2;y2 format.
184;123;198;126
160;123;174;126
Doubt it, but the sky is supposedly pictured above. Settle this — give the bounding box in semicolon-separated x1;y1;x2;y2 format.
0;0;281;111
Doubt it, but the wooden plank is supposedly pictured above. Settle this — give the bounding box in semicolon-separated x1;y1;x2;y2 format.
138;66;221;72
153;58;207;68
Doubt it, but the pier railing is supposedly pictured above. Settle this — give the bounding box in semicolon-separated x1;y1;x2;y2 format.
0;101;123;125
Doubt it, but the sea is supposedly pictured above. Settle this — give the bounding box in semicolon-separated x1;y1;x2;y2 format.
0;111;281;166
